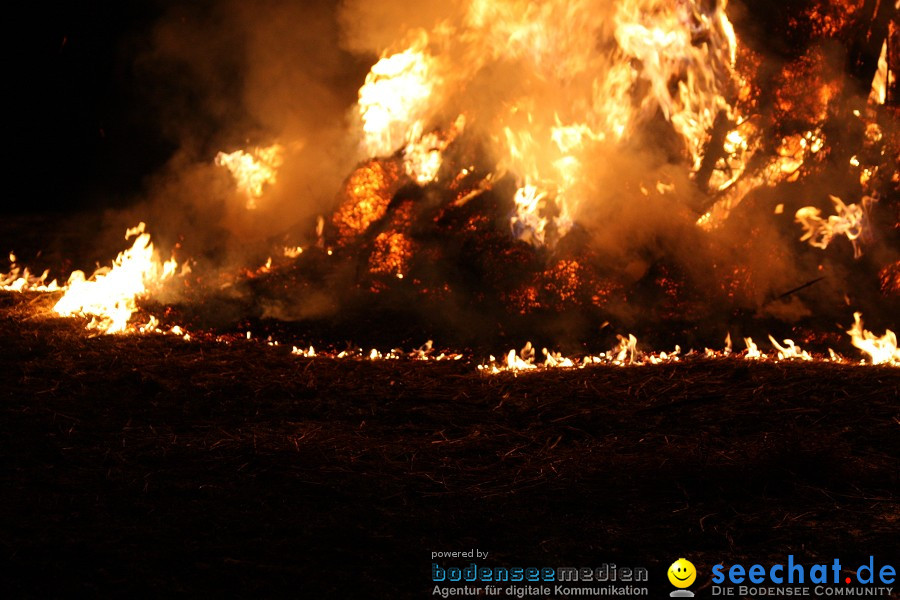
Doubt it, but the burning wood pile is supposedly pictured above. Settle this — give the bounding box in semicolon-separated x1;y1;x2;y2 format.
2;0;898;368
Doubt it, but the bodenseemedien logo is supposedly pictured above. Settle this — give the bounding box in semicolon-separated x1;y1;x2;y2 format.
668;558;697;597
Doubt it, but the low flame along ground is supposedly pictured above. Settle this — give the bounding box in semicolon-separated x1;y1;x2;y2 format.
1;221;897;368
2;0;898;369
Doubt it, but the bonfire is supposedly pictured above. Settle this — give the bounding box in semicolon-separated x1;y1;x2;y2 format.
4;0;896;370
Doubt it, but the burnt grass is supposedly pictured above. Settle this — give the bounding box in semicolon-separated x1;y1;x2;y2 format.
1;293;898;598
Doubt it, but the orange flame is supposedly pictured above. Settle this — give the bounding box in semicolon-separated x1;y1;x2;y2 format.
847;313;899;366
795;195;874;258
1;253;60;293
215;143;284;209
53;223;178;334
353;0;739;246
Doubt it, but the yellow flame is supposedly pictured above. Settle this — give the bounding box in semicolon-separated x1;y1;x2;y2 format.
615;0;737;172
795;195;873;258
543;348;576;368
768;335;812;361
358;32;439;157
744;337;764;360
215;143;284;209
1;254;60;292
847;313;899;366
479;332;673;373
699;128;828;230
402;115;466;184
354;0;739;246
613;333;637;364
869;40;888;105
510;183;552;245
52;223;178;334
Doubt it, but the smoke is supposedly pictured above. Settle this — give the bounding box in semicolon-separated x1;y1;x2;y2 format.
338;0;466;55
82;0;894;339
120;0;366;252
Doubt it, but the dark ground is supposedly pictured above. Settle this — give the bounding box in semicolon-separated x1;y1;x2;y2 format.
3;0;897;595
1;292;898;598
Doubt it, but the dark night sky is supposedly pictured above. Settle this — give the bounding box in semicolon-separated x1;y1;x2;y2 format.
5;0;371;216
6;2;178;213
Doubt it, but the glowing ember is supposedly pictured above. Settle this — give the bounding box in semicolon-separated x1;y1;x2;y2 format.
215;143;284;209
369;230;414;279
53;223;178;334
333;159;403;242
880;261;900;296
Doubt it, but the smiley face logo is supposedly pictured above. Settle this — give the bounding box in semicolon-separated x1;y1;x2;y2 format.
668;558;697;588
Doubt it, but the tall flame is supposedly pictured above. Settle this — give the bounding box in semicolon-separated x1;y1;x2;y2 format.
353;0;739;246
358;32;440;158
869;40;887;105
53;223;178;334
